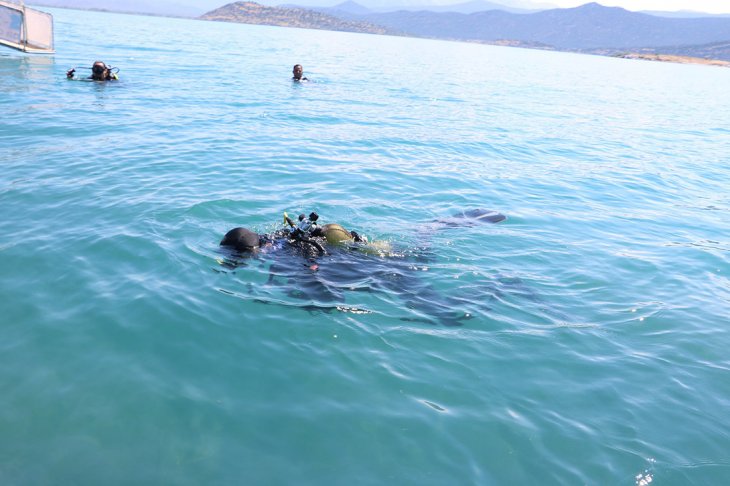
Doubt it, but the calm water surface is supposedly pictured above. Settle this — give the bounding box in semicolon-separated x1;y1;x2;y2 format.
1;8;729;485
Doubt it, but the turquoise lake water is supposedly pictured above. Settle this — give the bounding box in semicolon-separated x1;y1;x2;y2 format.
2;7;730;485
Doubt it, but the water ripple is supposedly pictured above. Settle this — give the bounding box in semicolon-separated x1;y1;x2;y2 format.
1;7;730;485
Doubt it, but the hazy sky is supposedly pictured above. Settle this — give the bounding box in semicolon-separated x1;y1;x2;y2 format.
137;0;730;16
545;0;730;14
263;0;730;15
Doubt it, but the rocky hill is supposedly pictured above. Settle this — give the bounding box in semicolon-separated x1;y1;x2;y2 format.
200;1;396;35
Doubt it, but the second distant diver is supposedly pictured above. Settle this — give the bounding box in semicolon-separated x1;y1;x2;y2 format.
67;61;119;81
292;64;308;82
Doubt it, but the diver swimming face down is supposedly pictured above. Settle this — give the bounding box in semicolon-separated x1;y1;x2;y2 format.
220;209;505;255
219;209;508;326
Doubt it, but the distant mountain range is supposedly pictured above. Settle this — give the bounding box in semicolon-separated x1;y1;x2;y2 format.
340;2;730;49
201;2;730;61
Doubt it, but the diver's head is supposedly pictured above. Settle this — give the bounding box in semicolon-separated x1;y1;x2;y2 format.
293;64;304;80
309;212;319;222
220;227;260;252
91;61;108;80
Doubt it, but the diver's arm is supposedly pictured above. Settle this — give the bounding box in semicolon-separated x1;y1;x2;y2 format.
310;239;325;254
66;68;76;79
299;233;325;254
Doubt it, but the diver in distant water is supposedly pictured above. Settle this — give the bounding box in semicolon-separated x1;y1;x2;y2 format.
67;61;119;81
292;64;308;82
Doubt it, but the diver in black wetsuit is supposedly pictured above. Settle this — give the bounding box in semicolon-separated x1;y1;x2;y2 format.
220;211;371;256
67;61;118;81
220;211;373;255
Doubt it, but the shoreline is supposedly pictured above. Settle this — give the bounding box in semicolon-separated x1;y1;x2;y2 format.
612;52;730;67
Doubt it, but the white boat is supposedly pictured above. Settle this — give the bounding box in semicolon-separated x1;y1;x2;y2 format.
0;0;54;53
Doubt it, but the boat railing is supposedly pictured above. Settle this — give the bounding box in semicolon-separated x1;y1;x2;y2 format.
0;0;54;53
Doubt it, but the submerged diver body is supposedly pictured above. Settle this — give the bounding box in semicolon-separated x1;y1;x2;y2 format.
67;61;119;81
219;209;507;326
